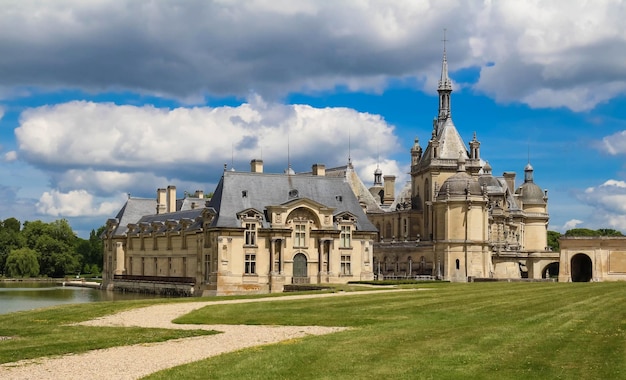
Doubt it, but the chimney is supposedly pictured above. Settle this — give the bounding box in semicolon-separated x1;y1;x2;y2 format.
156;188;167;214
167;185;176;213
383;175;396;205
503;172;516;193
312;163;326;176
194;190;204;199
251;159;263;173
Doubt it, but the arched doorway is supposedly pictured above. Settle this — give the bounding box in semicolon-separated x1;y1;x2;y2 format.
292;253;308;284
571;254;592;282
542;262;560;279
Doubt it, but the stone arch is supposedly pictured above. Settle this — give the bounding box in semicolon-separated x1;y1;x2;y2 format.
542;262;560;279
571;253;592;282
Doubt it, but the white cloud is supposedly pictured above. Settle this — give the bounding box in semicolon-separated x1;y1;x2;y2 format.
36;189;126;217
562;219;583;231
0;1;623;110
4;151;17;162
599;131;626;155
15;99;400;183
575;179;626;231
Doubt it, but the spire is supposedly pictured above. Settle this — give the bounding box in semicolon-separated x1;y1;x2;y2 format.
438;28;452;122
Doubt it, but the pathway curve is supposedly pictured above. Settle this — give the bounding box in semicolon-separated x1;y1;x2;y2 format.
0;288;416;380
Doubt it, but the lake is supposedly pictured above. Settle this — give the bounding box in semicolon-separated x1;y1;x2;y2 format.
0;281;164;315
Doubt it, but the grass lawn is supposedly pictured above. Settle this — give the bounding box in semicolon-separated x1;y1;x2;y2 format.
145;282;626;380
0;299;217;364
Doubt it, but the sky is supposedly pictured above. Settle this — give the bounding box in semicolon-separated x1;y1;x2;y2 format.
1;0;626;238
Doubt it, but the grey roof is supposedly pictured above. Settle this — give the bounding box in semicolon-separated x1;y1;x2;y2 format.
516;182;546;205
418;117;469;171
132;208;205;234
110;198;156;236
207;171;378;232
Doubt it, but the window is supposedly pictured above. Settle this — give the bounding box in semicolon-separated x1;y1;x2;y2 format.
245;254;256;274
244;223;257;246
340;225;351;248
204;254;211;283
294;224;307;247
341;255;351;275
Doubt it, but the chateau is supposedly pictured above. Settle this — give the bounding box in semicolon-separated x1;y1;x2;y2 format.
102;163;377;296
102;48;621;294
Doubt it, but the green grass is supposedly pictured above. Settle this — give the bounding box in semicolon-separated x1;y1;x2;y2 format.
1;283;624;379
0;299;217;364
146;282;626;380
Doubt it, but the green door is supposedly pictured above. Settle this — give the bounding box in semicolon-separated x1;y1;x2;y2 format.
293;253;308;279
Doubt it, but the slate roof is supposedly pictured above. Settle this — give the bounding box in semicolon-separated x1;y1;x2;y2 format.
110;198;156;236
207;171;378;232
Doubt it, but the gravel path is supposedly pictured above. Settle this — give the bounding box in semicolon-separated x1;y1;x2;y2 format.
0;289;415;380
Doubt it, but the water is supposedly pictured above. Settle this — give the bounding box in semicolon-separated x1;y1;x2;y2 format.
0;281;163;315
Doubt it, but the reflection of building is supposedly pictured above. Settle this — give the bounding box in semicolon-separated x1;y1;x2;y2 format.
102;162;377;296
366;46;558;281
559;237;626;282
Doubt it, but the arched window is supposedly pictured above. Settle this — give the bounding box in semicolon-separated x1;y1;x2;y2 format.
455;259;460;270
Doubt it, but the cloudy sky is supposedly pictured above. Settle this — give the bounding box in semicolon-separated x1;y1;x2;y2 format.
1;0;626;238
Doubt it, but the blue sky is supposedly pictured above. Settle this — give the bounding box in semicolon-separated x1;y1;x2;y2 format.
1;1;626;237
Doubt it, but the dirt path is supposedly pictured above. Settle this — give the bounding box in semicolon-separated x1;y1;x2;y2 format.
0;289;415;380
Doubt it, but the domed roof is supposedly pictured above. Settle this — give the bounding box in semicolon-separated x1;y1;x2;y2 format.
516;182;545;204
437;172;483;200
374;167;382;175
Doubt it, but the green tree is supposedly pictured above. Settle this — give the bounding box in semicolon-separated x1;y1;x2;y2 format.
564;228;600;237
597;228;624;236
547;231;561;252
5;247;39;277
0;218;25;276
23;219;80;277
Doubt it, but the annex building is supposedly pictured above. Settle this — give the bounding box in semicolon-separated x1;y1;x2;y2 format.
102;162;377;296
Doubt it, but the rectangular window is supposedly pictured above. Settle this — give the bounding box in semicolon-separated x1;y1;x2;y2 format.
341;255;351;275
294;224;306;247
245;254;256;274
340;225;351;248
204;254;211;283
244;223;257;246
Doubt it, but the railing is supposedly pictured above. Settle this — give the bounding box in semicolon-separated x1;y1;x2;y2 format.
113;274;196;284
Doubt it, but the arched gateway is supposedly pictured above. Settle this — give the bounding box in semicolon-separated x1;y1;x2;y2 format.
570;254;592;282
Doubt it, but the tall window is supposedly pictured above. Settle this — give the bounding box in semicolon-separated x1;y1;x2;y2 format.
294;224;307;247
244;223;257;246
340;225;351;248
245;253;256;274
341;255;351;275
204;254;211;283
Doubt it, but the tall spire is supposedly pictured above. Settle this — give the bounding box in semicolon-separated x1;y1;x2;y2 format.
438;28;452;122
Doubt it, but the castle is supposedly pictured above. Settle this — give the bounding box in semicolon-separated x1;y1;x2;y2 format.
105;47;626;296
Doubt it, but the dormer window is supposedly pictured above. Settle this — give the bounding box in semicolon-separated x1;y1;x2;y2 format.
244;222;257;246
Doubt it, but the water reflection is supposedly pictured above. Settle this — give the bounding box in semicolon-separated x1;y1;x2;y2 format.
0;281;165;315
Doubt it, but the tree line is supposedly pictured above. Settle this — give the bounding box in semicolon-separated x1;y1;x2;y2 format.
0;217;104;278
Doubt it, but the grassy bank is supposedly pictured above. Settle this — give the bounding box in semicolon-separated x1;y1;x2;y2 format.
148;282;625;379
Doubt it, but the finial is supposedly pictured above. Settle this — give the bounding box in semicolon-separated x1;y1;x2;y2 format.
442;28;448;57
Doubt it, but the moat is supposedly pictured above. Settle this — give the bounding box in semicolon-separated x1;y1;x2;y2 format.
0;281;163;315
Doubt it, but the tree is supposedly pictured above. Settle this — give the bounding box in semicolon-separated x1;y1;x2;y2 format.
0;218;25;276
5;247;39;277
23;219;80;277
597;228;624;236
564;228;599;237
547;231;561;252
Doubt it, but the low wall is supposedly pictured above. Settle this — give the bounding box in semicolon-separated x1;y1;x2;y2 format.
108;280;195;296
